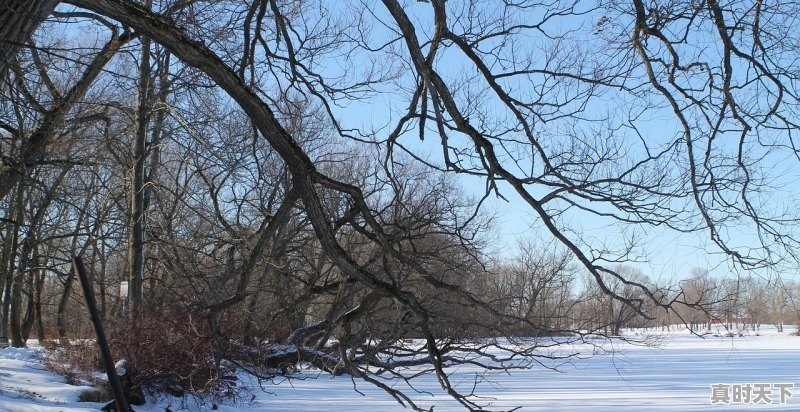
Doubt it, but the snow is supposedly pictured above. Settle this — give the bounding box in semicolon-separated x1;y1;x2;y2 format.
114;360;127;377
0;347;97;412
1;325;798;411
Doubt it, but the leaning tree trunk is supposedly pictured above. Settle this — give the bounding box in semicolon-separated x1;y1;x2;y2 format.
0;0;59;84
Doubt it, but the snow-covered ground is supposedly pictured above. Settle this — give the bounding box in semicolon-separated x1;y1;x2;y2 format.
0;346;97;412
1;325;798;411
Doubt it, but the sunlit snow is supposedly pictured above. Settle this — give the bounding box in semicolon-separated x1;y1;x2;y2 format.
0;325;797;411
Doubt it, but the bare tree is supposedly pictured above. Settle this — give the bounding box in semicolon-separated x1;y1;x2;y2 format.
489;241;577;335
675;268;719;332
2;0;800;409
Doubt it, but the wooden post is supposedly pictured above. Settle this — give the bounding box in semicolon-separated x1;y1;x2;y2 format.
73;256;131;412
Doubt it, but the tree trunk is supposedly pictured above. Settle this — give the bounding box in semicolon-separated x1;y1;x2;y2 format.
8;188;26;347
0;194;19;342
0;0;59;85
97;239;108;319
56;184;94;345
20;263;36;341
35;264;46;342
56;270;74;346
128;31;151;317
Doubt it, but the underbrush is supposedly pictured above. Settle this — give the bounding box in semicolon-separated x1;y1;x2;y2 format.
45;310;244;406
44;342;104;386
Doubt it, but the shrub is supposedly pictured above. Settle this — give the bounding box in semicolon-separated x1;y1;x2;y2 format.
47;308;242;405
105;309;240;403
44;342;104;387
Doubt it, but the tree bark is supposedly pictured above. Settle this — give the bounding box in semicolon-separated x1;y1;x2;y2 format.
55;271;74;345
127;30;151;317
9;188;26;347
0;0;59;84
20;259;36;341
34;263;46;342
0;195;19;342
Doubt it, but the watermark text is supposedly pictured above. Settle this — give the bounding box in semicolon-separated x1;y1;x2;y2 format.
711;383;794;405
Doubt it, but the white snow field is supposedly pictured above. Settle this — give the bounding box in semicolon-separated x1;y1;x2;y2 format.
0;325;798;411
